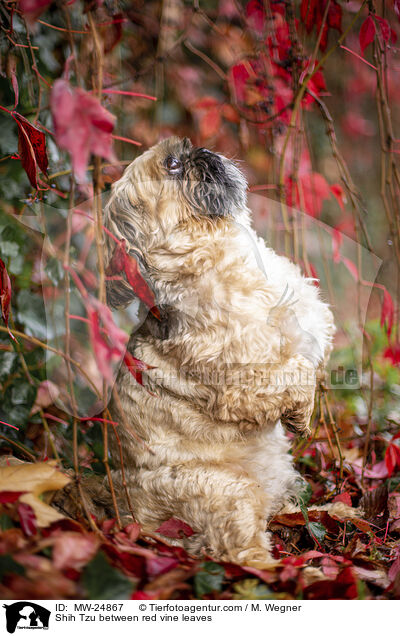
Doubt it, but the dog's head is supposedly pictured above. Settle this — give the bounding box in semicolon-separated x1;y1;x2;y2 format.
104;137;248;308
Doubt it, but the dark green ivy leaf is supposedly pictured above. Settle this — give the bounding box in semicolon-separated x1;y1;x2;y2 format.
308;521;327;543
82;551;134;600
0;554;24;578
194;561;225;597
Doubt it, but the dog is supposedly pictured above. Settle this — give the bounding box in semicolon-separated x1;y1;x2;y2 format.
102;136;336;568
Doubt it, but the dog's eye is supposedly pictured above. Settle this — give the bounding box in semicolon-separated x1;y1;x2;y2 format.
165;156;182;174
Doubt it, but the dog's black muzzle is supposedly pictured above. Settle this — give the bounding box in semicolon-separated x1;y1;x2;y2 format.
183;147;243;218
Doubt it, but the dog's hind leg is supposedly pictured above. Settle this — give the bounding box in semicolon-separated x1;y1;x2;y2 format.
131;462;278;568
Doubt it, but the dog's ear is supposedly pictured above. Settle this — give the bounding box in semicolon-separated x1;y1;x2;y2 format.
103;178;148;309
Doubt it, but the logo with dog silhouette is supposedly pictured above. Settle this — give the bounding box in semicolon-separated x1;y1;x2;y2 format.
3;602;50;633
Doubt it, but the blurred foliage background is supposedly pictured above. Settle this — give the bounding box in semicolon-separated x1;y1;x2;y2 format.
0;0;400;600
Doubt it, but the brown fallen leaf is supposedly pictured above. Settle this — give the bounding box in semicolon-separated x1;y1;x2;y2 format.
0;458;70;528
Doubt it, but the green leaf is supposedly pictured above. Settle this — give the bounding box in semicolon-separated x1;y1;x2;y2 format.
308;522;326;543
10;380;36;406
194;561;225;597
0;241;20;258
0;554;24;578
8;254;24;276
82;551;134;600
233;579;274;600
296;480;312;507
16;289;47;340
1;404;31;429
0;514;14;531
0;352;18;381
296;479;312;524
45;257;64;285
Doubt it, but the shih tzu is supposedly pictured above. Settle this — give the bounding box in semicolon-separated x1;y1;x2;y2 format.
102;137;337;567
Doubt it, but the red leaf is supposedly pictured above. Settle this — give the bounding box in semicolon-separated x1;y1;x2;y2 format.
246;0;265;33
0;258;12;328
385;444;400;477
0;491;26;503
51;79;115;184
374;15;390;42
351;517;372;532
327;1;342;32
195;96;220;110
13;113;48;175
131;591;157;600
230;63;251;104
359;16;376;55
123;350;154;386
12;113;48;189
333;492;352;507
330;183;345;210
380;288;394;337
87;307;113;382
123;252;159;319
146;555;179;578
301;0;317;33
16;122;38;188
199;107;221;139
299;172;331;217
10;72;19;110
340;256;359;281
19;0;52;24
221;103;240;123
156;518;194;539
385;445;397;477
384;343;400;366
52;532;99;570
332;227;342;263
86;298;128;383
18;502;37;536
318;21;329;52
106;242;126;274
389;556;400;582
304;567;357;600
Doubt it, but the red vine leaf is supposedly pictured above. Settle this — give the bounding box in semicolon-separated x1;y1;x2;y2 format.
106;241;126;275
327;1;342;32
123;252;159;319
18;502;38;537
12;113;48;189
246;0;265;34
19;0;52;24
299;172;331;218
51;79;115;184
300;0;318;33
384;343;400;366
86;298;128;383
374;15;390;43
156;518;194;539
330;183;345;210
380;288;394;338
123;351;155;386
0;491;26;503
359;16;376;55
385;443;400;477
0;257;12;330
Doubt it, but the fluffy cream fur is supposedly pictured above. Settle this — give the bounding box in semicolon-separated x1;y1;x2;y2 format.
103;137;336;567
